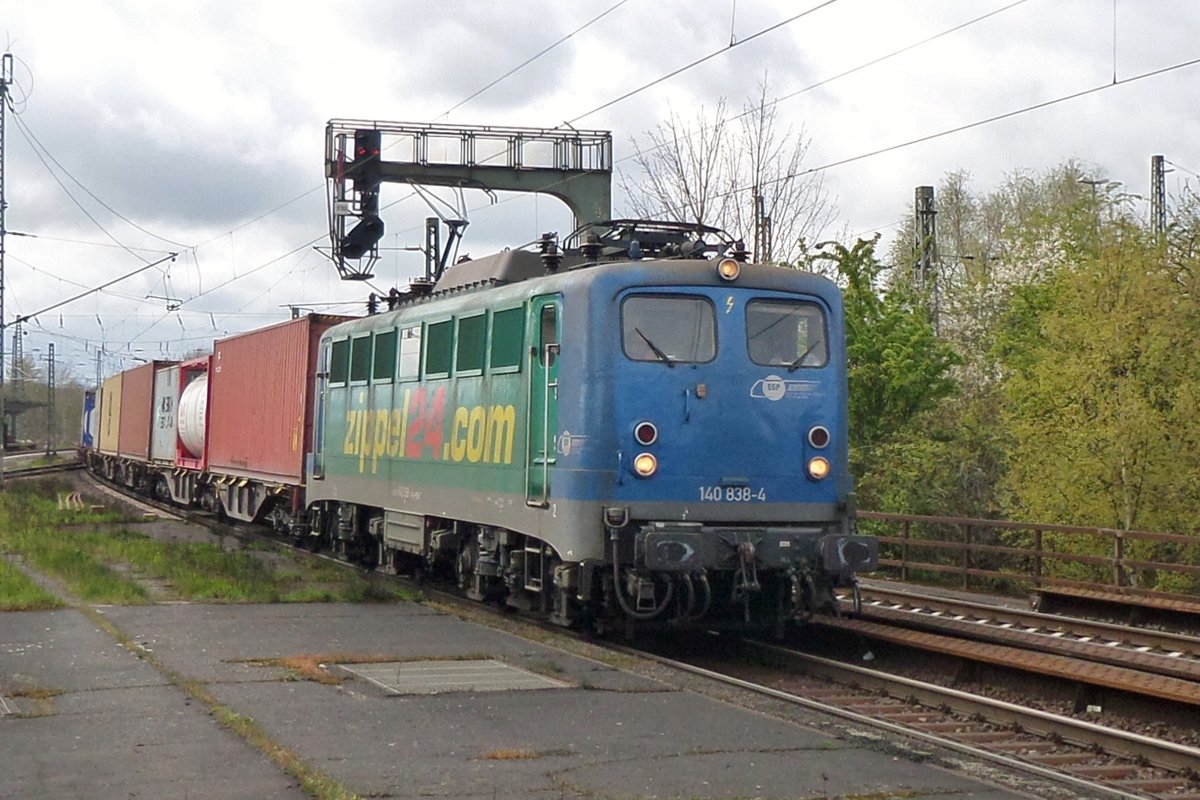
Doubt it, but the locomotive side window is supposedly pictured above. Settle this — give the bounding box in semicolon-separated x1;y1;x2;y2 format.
745;300;828;368
372;329;397;382
489;307;523;371
398;325;422;380
329;338;350;386
350;334;372;383
456;314;486;374
425;320;453;377
621;295;716;364
539;305;558;367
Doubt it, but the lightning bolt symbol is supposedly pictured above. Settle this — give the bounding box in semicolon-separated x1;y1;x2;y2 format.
725;296;735;314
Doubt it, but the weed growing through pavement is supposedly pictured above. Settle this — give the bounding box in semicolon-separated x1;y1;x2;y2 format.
479;748;541;760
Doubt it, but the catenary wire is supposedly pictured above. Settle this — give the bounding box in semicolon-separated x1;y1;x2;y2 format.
564;0;842;126
9;114;170;265
439;0;635;120
646;54;1200;219
10;111;190;252
610;0;1031;171
404;0;1034;230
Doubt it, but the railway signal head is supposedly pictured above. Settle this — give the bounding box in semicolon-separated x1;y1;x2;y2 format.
349;129;382;193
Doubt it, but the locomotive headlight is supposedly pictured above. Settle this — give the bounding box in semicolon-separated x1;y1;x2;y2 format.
633;452;658;477
806;456;831;481
716;258;741;281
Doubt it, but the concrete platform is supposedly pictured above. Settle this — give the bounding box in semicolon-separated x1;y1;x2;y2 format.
1;600;1049;799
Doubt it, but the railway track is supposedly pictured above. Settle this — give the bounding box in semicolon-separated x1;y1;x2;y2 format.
854;581;1200;655
66;472;1200;797
2;459;82;480
631;636;1200;799
813;582;1200;713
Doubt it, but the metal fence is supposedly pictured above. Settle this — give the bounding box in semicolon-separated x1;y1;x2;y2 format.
858;511;1200;603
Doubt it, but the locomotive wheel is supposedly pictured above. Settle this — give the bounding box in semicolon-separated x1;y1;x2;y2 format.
455;540;476;591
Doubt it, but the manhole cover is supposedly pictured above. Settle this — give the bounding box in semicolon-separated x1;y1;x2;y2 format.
338;659;569;695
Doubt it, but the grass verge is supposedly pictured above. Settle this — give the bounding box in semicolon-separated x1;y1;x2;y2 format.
0;479;417;605
0;559;64;610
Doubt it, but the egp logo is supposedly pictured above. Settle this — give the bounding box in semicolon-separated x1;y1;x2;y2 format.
752;375;788;402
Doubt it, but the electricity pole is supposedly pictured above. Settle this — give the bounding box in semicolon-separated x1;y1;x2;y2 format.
46;343;55;456
0;52;13;485
1150;154;1167;235
914;185;939;334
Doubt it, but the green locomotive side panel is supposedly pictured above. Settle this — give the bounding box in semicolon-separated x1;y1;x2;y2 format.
323;372;526;494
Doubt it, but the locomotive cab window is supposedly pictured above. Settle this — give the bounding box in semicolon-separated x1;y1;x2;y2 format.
398;325;422;381
329;338;350;386
745;299;828;368
621;295;716;364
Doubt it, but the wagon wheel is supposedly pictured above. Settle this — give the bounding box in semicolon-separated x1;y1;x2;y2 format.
455;539;477;591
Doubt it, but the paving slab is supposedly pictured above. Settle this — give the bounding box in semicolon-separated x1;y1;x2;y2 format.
0;600;1053;799
101;601;1031;799
0;608;306;800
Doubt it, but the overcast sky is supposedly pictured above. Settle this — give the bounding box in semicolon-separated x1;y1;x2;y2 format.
3;0;1198;385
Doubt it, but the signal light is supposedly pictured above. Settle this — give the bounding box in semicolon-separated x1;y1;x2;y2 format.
349;129;382;193
808;426;830;449
634;421;658;446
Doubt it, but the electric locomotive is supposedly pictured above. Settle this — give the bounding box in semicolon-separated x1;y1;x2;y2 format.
305;220;876;632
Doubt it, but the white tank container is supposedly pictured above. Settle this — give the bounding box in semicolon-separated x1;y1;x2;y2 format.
177;374;208;459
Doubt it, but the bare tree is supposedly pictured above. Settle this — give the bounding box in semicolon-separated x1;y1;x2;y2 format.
725;78;833;265
619;76;834;265
619;100;735;234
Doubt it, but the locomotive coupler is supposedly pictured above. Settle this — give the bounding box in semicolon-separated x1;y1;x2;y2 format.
789;566;818;620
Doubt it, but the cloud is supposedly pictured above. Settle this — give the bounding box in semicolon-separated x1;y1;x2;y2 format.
3;0;1199;381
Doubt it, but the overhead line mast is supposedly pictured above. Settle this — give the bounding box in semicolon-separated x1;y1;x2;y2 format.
0;51;13;484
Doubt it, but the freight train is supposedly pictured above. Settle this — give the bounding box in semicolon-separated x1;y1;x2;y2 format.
81;219;877;634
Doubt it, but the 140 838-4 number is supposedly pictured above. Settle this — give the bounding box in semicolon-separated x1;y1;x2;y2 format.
699;485;767;502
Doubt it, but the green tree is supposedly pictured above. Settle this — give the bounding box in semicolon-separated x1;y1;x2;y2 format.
999;223;1200;537
816;238;959;501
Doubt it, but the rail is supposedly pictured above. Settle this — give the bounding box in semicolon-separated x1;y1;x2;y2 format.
857;510;1200;602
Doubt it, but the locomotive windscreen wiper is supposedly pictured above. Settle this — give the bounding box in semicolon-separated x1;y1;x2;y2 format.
635;327;674;367
788;339;822;371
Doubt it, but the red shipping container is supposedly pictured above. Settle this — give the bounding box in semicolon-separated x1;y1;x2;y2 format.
207;315;352;484
117;361;175;460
